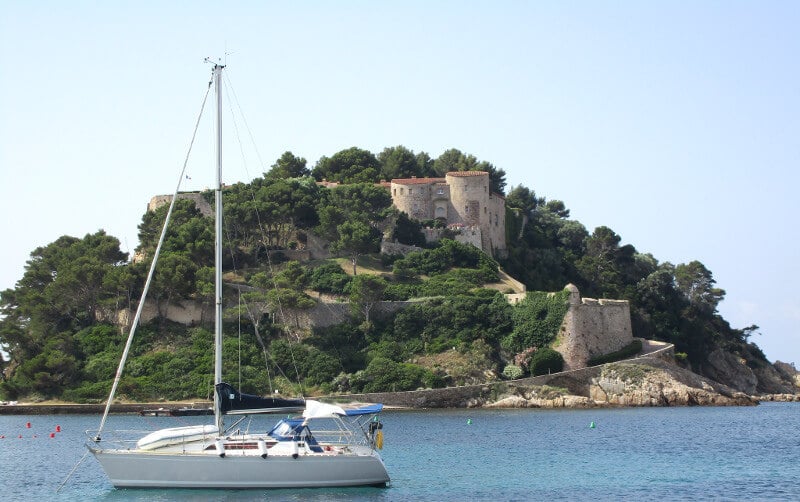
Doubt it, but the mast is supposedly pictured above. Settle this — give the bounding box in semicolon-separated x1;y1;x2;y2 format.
212;63;225;432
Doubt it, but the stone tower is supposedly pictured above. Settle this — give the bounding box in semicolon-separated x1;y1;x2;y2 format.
389;171;506;256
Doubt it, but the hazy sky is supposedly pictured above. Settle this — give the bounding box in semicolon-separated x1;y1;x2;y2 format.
1;1;798;365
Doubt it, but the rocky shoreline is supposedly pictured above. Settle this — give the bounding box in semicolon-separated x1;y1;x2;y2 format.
2;356;797;415
346;356;798;409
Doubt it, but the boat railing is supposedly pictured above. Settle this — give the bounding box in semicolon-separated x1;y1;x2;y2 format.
85;428;215;450
85;429;144;449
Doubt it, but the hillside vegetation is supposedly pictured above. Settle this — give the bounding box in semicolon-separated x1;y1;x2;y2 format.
0;147;779;402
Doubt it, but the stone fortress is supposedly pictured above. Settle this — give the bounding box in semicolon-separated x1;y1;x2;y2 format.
557;284;633;370
145;172;633;372
389;171;506;257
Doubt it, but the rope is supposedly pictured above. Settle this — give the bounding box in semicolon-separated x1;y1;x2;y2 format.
221;72;305;395
56;450;90;493
95;80;212;441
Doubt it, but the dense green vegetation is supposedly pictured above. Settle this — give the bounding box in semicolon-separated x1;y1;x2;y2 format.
0;146;768;402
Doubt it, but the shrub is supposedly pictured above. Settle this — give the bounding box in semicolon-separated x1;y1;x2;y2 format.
503;364;524;380
309;263;352;294
529;348;564;376
356;357;432;393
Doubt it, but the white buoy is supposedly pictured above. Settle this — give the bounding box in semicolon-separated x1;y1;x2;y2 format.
257;438;268;459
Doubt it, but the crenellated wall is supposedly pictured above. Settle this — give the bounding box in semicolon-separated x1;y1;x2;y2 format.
555;284;634;370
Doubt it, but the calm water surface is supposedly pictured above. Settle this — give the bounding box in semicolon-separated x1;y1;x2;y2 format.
1;403;798;501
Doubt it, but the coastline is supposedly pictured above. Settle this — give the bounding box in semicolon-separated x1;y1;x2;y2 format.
2;393;798;416
2;354;797;415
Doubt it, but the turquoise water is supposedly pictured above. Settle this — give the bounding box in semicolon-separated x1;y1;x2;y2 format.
1;403;798;501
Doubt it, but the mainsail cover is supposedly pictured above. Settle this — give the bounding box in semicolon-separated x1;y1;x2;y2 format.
215;382;305;415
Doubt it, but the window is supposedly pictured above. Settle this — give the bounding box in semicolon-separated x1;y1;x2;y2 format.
437;188;444;195
409;188;413;195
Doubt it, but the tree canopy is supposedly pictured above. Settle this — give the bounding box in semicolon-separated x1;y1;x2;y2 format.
0;146;770;401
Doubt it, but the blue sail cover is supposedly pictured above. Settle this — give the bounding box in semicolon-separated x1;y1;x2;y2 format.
215;383;305;415
344;403;383;416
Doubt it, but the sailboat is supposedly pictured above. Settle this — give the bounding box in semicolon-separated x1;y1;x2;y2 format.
87;63;390;489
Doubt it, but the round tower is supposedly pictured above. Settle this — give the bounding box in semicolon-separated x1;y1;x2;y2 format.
446;171;489;226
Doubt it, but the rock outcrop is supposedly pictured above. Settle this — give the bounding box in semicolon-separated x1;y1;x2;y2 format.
337;349;786;409
482;357;756;408
700;349;796;395
588;359;754;406
701;349;759;395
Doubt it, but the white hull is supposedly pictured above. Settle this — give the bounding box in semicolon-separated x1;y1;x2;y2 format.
90;447;389;488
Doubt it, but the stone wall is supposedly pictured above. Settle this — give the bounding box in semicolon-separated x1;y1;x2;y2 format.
388;171;506;257
555;284;634;370
148;192;213;216
109;299;213;328
277;297;418;330
381;241;423;256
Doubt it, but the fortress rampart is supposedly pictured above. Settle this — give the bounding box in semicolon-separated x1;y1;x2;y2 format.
555;284;634;370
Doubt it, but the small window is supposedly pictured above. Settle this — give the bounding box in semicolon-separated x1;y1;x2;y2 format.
393;188;396;196
437;188;444;195
409;188;413;195
400;188;404;195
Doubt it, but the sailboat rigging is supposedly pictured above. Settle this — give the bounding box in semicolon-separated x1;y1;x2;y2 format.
87;63;390;489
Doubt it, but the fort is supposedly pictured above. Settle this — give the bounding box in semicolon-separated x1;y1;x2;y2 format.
149;171;508;258
143;176;633;374
389;171;506;257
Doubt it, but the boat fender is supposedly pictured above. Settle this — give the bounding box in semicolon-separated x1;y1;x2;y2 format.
215;438;226;458
375;430;384;450
257;438;268;459
292;440;299;459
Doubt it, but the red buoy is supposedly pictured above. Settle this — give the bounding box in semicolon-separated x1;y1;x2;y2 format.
55;425;61;432
49;433;55;438
26;422;31;428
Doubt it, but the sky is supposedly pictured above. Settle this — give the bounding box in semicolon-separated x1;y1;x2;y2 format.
1;1;798;366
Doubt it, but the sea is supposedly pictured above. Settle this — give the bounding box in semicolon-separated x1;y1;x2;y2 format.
1;403;798;501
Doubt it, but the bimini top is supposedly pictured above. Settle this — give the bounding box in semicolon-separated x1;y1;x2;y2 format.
303;400;383;419
215;382;306;415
